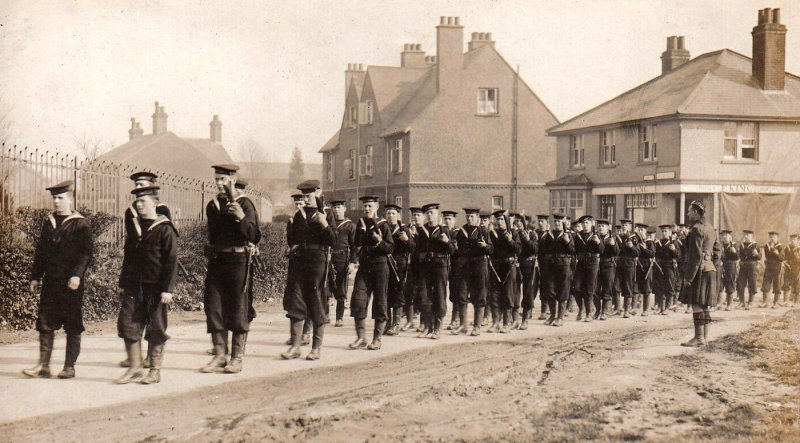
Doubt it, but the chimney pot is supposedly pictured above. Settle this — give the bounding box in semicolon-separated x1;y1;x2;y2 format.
209;114;222;143
661;36;690;74
447;17;452;25
677;36;685;50
752;6;787;90
486;32;492;40
454;17;460;26
472;32;478;40
416;43;421;51
440;16;446;25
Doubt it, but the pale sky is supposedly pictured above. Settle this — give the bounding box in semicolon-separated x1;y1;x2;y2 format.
1;0;797;163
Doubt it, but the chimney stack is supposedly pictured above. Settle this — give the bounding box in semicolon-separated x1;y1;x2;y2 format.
209;114;222;143
752;7;787;90
661;35;690;74
344;63;366;100
401;43;426;68
128;117;144;141
436;16;464;93
152;101;168;135
468;32;495;51
425;55;437;66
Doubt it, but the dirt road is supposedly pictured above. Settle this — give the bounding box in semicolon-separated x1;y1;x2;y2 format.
2;305;797;442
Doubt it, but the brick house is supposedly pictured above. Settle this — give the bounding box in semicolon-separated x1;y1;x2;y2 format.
546;8;800;240
319;16;558;220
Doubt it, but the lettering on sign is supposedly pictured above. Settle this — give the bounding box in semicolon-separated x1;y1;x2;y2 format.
722;184;755;193
630;185;653;194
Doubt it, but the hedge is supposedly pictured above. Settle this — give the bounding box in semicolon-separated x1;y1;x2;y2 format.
0;207;288;330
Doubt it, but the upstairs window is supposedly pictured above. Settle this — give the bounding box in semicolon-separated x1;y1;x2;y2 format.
347;149;356;180
359;145;373;177
391;139;403;173
347;106;358;129
359;101;374;125
640;124;657;162
394;195;403;207
477;88;499;115
326;153;334;182
601;130;616;165
569;134;584;168
724;122;759;161
349;198;357;210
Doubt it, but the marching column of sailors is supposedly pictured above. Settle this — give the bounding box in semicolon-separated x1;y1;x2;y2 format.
21;172;800;379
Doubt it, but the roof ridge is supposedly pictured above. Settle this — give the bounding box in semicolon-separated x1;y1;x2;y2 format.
548;50;726;133
378;69;436;135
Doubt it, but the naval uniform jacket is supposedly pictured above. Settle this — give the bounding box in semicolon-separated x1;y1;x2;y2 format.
119;215;178;293
32;212;92;283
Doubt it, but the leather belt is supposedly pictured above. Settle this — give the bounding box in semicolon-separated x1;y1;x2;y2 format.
493;257;518;264
520;255;537;263
554;254;572;259
577;253;599;260
418;252;448;260
301;244;328;251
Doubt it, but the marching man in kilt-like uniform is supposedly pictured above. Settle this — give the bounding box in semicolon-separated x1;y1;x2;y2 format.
679;200;718;347
24;180;93;379
201;164;261;373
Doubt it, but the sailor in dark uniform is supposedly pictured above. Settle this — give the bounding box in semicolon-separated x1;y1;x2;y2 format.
719;230;739;310
634;223;656;316
761;231;786;308
349;196;393;350
451;208;492;335
114;185;177;384
405;207;426;332
281;181;335;360
442;210;461;330
487;210;521;332
234;179;260;325
546;214;574;326
535;215;552;321
414;203;453;339
616;219;639;318
329;200;356;327
120;171;172;369
594;219;618;320
384;204;414;336
654;224;680;315
518;215;538;329
736;230;760;309
574;215;603;322
479;210;494;326
24;181;93;379
201;164;262;372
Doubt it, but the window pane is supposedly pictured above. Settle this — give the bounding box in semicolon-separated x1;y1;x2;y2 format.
739;122;755;138
652;143;657;160
723;122;737;138
724;138;736;157
742;147;757;160
611;146;616;162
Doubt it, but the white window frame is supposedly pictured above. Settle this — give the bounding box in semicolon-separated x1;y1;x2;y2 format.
392;139;403;174
550;190;567;215
477;88;499;115
359;145;373;177
394;195;402;207
491;195;503;210
723;121;759;161
601;130;616;165
349;198;357;210
358;101;374;125
569;135;584;169
640;124;657;163
625;194;657;209
600;195;615;224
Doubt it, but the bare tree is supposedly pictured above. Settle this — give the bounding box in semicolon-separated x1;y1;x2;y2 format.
74;132;110;162
237;136;270;188
0;94;12;147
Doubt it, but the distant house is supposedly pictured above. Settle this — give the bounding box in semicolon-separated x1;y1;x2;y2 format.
98;102;232;181
546;8;800;238
237;161;321;215
319;16;558;219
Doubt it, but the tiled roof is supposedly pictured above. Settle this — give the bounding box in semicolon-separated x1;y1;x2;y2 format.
546;173;593;187
98;132;232;180
318;130;340;153
549;49;800;134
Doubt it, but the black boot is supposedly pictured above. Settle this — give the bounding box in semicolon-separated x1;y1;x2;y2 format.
281;320;304;359
545;299;557;325
301;320;312;345
470;306;484;336
599;299;608;320
500;309;512;333
203;331;229;370
554;301;565;326
140;342;163;384
681;312;705;347
224;332;247;373
402;305;415;331
453;304;469;334
368;321;385;349
488;307;501;332
115;339;144;383
520;308;530;329
58;333;81;379
447;304;459;330
641;293;650;316
23;331;54;378
350;318;368;349
335;299;345;326
307;323;324;360
538;302;548;320
430;317;442;339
